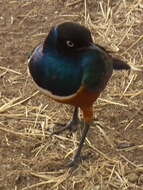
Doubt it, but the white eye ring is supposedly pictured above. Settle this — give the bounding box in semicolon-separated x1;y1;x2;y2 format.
66;40;74;47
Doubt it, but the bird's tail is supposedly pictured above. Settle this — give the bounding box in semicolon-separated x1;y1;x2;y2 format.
112;57;142;71
112;58;130;70
95;43;142;71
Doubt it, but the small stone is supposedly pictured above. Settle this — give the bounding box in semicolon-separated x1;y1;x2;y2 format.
127;173;138;183
93;184;107;190
139;174;143;183
117;142;135;149
135;167;143;175
92;185;100;190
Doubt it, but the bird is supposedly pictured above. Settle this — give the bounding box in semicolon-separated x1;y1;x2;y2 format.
28;22;131;167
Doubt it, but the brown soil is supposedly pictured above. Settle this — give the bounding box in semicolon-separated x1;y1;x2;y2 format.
0;0;143;190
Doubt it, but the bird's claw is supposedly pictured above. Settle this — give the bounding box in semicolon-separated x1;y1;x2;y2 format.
66;151;94;168
51;119;80;135
66;156;82;168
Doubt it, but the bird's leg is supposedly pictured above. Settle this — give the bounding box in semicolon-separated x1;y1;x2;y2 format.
67;106;93;167
52;107;80;135
67;122;90;167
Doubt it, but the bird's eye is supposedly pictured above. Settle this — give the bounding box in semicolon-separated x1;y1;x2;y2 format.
66;40;74;47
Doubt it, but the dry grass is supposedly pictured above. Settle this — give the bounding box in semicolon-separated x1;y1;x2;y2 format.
0;0;143;189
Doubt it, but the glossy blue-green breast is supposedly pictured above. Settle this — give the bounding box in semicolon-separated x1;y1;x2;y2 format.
29;45;113;97
81;49;113;92
29;45;83;96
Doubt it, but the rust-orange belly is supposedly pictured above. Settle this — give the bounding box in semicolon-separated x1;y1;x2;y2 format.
51;87;101;124
52;87;100;107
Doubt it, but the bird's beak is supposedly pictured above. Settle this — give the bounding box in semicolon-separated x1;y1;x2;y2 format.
88;43;102;51
76;43;95;52
87;43;108;55
77;43;102;52
88;43;96;49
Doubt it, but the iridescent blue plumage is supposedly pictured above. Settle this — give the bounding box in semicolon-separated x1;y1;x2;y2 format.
29;42;113;97
29;45;84;96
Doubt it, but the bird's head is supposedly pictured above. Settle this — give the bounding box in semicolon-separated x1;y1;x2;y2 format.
43;22;94;55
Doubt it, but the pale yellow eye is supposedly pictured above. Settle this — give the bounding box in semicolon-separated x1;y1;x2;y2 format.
66;40;74;47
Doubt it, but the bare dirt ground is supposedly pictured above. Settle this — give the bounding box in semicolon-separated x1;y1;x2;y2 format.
0;0;143;189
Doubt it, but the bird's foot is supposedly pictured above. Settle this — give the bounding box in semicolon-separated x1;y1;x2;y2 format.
51;119;80;135
66;155;82;168
66;152;92;168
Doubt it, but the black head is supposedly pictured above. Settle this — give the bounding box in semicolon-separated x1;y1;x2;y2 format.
43;22;93;55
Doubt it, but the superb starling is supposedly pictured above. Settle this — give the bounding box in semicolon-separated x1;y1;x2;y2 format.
28;22;131;167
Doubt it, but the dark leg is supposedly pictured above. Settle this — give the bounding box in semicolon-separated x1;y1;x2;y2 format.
67;122;90;167
51;107;80;135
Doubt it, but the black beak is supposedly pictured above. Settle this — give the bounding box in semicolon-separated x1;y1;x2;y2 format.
88;43;107;52
77;43;105;52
